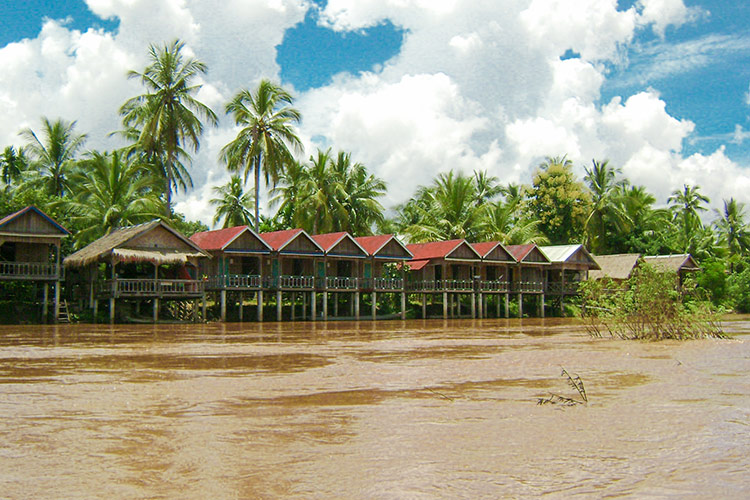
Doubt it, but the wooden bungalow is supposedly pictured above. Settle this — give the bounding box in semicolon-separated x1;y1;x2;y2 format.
311;232;369;320
406;239;483;318
355;234;413;320
589;253;641;282
259;228;325;321
506;244;551;317
63;220;210;323
471;241;517;318
189;225;273;321
0;206;70;321
541;244;600;314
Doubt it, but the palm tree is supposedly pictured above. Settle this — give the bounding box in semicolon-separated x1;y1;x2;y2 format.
120;39;217;214
298;149;344;234
473;169;502;207
330;151;386;235
668;184;710;251
583;159;628;253
63;150;163;246
715;198;750;271
19;117;87;197
221;79;302;232
479;198;549;245
269;158;309;230
210;175;255;228
402;170;483;243
0;146;27;188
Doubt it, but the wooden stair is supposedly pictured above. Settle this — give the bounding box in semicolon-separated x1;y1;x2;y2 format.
57;299;71;323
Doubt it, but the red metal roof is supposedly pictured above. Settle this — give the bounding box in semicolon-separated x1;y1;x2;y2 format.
259;228;325;253
407;259;430;271
506;244;536;262
190;225;248;251
311;232;349;252
355;234;393;255
406;239;468;261
471;241;498;258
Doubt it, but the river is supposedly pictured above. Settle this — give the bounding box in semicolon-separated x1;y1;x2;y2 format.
0;318;748;498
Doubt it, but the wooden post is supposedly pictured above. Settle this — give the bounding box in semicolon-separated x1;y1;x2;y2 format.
323;292;328;320
504;293;509;318
561;267;566;317
471;292;476;319
311;291;316;321
153;297;159;322
303;292;308;320
257;290;263;322
54;281;60;323
333;293;338;317
202;296;207;322
193;299;199;323
371;291;377;320
540;293;545;318
401;292;406;320
355;291;360;320
518;293;523;318
276;290;282;322
239;292;244;322
291;292;296;321
422;294;427;319
42;283;49;323
93;299;99;323
442;291;448;319
109;297;115;323
220;289;227;322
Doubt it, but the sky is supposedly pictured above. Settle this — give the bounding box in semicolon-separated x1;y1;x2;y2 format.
0;0;749;228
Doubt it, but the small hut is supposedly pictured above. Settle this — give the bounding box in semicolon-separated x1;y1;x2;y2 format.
0;206;70;321
643;254;700;286
589;254;641;282
471;241;517;318
506;244;551;317
64;220;210;323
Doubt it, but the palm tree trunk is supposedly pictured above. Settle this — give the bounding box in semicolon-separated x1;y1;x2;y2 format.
254;151;262;232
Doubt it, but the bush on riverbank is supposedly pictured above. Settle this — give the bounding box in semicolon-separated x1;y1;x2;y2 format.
579;264;725;340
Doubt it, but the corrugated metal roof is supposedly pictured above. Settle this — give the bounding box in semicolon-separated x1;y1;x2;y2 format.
190;225;248;251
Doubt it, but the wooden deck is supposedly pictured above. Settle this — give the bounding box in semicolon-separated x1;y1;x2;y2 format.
0;262;61;281
97;278;205;298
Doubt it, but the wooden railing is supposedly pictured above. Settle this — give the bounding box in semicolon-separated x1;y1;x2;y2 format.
205;274;262;290
320;276;359;290
272;275;316;289
373;277;404;291
100;279;204;297
480;280;511;292
408;279;475;291
546;281;580;294
0;262;60;280
513;281;545;293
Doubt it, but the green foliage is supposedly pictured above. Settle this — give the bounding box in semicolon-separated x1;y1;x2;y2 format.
527;156;590;244
579;264;724;340
210;175;254;228
167;211;209;238
694;258;728;307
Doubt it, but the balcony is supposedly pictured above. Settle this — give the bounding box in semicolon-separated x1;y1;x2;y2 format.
408;279;475;292
205;274;262;290
546;281;580;295
480;280;511;292
0;262;61;281
98;278;205;298
512;281;545;293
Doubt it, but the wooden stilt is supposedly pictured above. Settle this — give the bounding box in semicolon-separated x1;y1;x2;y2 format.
276;290;282;322
239;292;244;322
220;289;227;322
371;291;377;320
311;291;316;321
422;294;427;319
355;291;360;319
443;292;448;319
257;290;263;322
518;293;523;318
54;281;60;323
400;292;406;320
109;297;115;323
43;283;49;323
153;297;159;322
471;292;476;319
540;294;545;318
323;292;328;320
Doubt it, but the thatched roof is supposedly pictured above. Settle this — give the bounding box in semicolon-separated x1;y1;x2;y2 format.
589;254;641;280
643;254;700;273
64;220;210;268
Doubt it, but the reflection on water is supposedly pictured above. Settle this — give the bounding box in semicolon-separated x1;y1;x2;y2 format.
0;319;748;498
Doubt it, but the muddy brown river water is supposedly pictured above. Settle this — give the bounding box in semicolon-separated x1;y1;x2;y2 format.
0;318;748;499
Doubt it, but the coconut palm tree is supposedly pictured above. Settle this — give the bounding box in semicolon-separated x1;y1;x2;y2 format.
19;117;87;197
298;148;344;234
120;39;217;214
269;158;309;230
668;184;710;252
221;80;302;232
63;150;163;246
210;175;255;228
402;170;483;243
583;159;628;253
478;198;549;245
715;198;750;271
0;146;27;188
330;151;386;235
473;169;502;207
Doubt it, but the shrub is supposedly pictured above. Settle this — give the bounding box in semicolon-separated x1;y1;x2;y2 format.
579;264;724;340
